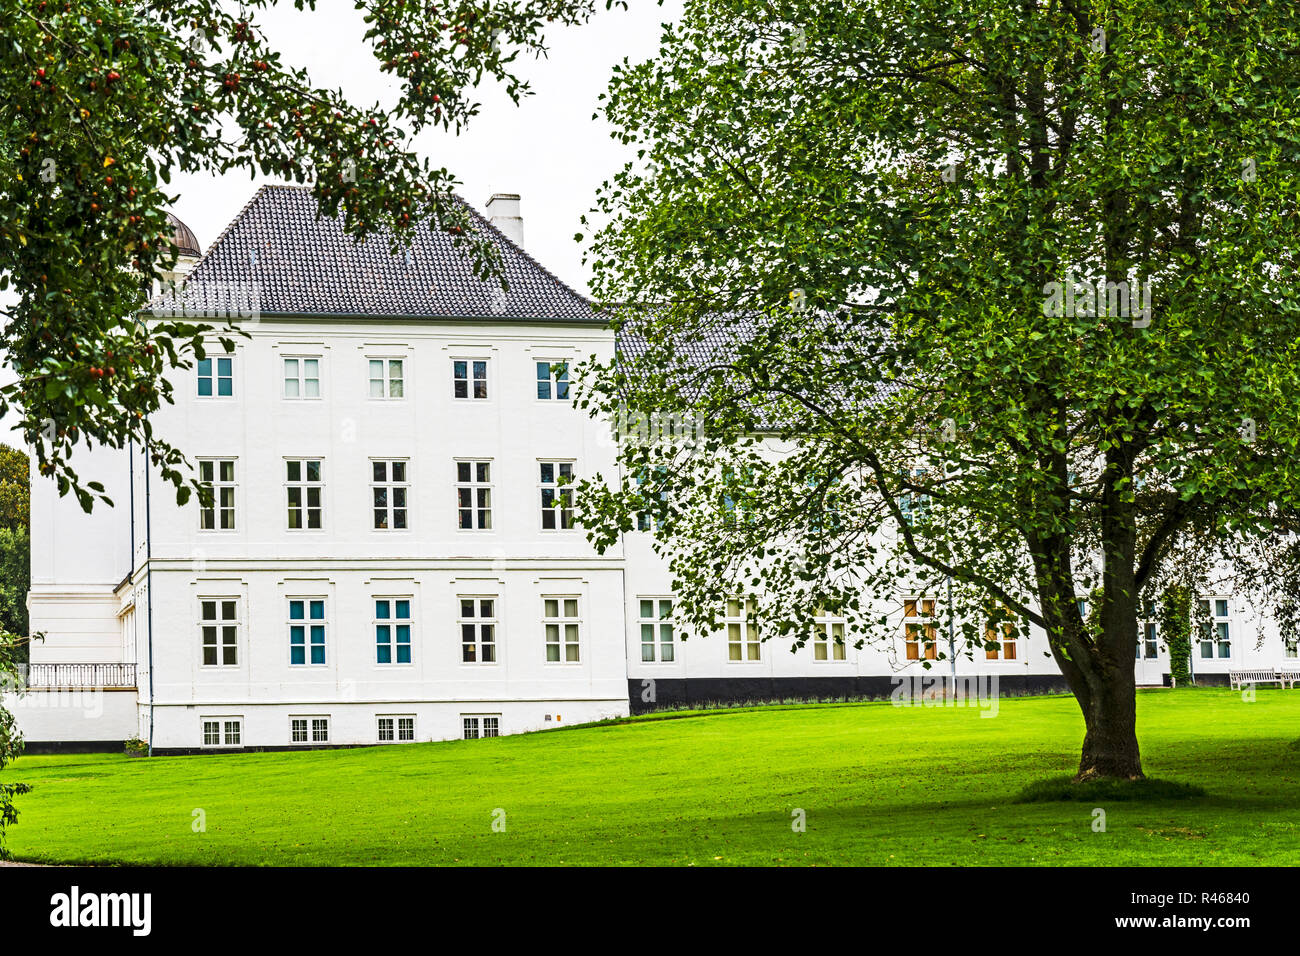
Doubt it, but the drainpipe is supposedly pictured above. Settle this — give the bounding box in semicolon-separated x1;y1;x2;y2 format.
145;447;155;756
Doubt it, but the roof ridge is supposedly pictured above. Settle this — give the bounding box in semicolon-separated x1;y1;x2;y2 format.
188;183;275;274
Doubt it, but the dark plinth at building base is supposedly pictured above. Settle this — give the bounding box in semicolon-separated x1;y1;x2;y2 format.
627;673;1073;714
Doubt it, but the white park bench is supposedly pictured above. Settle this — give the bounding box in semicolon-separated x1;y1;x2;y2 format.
1278;669;1300;689
1227;669;1292;690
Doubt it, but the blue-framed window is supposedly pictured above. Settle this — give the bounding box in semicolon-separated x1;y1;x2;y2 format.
375;598;412;664
198;355;233;397
289;599;326;665
536;361;570;400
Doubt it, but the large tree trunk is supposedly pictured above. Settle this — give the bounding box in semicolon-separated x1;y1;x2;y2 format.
1031;510;1146;781
1075;657;1143;780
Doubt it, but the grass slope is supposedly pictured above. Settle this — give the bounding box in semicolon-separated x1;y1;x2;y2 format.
4;689;1299;866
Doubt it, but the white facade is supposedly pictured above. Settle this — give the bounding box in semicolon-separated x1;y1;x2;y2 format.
12;191;1299;751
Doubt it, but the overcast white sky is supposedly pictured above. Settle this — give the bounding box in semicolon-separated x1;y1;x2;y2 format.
171;0;682;294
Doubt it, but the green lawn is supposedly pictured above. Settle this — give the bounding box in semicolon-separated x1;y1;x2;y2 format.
4;689;1299;865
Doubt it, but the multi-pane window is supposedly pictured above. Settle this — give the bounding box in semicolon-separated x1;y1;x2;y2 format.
197;355;233;398
1286;638;1298;660
539;461;575;530
1136;602;1159;660
543;597;581;663
286;459;323;530
378;716;415;742
202;719;241;747
1198;598;1232;659
463;715;500;739
283;356;321;399
812;612;847;662
291;717;330;744
371;460;408;530
725;597;761;661
635;466;667;532
639;598;675;662
536;360;570;400
200;599;239;667
375;598;412;664
289;598;327;665
984;607;1018;661
460;598;497;663
903;597;938;661
198;459;236;531
456;461;493;530
453;359;489;399
369;358;404;399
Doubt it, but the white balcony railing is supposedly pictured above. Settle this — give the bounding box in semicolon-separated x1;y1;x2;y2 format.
23;663;138;689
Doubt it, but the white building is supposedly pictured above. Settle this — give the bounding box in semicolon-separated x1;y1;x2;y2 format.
10;187;1297;752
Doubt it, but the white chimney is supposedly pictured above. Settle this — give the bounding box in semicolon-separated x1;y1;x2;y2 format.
486;193;524;248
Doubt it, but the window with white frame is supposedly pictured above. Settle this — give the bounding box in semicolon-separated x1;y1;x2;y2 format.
291;716;330;744
812;611;847;662
371;460;409;530
462;715;500;739
1198;598;1232;659
200;598;239;667
984;605;1018;661
459;597;497;663
202;718;242;747
286;459;323;530
725;597;761;661
456;461;493;530
453;359;489;400
1136;600;1159;660
283;355;321;399
378;716;416;742
638;598;675;662
368;358;404;399
535;360;570;400
198;459;237;531
374;598;413;664
288;598;327;665
197;354;234;398
636;466;668;532
539;461;575;530
1286;637;1298;659
903;597;938;661
543;597;581;663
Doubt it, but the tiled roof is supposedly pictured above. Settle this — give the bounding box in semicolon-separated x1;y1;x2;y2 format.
162;184;599;322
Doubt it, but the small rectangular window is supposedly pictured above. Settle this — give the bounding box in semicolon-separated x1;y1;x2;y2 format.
289;598;327;666
198;459;237;531
197;355;234;398
368;358;405;399
291;716;329;744
453;359;489;400
202;717;242;747
459;597;498;664
543;597;581;663
286;459;324;530
1198;598;1232;660
539;461;575;530
375;598;413;664
283;356;322;399
378;716;416;742
371;460;409;530
903;598;938;661
536;361;570;401
725;597;761;661
462;715;501;739
812;612;847;661
638;598;675;663
200;598;240;667
456;461;493;530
